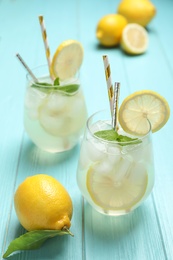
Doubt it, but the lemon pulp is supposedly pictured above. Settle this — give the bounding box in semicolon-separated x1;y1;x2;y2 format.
51;40;83;80
87;162;148;211
118;90;170;135
120;23;148;55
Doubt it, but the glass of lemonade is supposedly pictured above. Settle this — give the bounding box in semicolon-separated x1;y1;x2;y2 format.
76;110;155;216
24;65;88;153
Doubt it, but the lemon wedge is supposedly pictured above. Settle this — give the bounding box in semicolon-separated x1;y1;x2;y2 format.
119;90;170;135
120;23;148;55
51;40;84;80
87;162;148;211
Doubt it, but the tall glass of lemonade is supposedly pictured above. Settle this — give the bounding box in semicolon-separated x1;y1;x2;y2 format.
24;65;87;153
77;110;154;216
77;89;170;216
24;40;87;153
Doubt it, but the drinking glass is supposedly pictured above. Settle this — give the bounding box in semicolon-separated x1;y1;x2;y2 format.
76;110;155;216
24;65;88;153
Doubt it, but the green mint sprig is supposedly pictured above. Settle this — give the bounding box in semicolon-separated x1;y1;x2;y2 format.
31;77;79;94
3;228;74;258
94;129;141;146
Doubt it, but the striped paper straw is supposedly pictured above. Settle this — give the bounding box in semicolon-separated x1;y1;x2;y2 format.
16;53;38;83
103;55;114;116
38;15;54;80
112;82;120;131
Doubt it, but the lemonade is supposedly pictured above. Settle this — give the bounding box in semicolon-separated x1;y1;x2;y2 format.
24;66;87;153
77;110;155;216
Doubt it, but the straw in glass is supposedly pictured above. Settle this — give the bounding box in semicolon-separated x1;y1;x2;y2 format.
102;55;114;116
16;53;38;83
112;82;120;131
38;15;54;81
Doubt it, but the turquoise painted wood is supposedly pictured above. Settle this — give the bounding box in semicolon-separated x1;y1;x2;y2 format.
0;0;173;259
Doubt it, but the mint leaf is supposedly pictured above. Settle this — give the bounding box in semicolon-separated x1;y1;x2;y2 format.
117;135;141;146
54;77;60;86
94;129;141;145
55;84;80;93
3;228;73;258
32;82;52;87
94;129;119;141
31;82;80;94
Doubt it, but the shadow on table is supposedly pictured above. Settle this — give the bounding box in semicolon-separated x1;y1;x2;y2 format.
84;201;150;242
20;138;80;167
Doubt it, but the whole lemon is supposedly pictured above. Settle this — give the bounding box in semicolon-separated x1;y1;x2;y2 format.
14;174;73;231
96;14;128;47
117;0;156;27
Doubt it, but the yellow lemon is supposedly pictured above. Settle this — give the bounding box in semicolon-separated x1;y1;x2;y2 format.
120;23;148;55
14;174;73;231
51;40;84;80
117;0;156;27
118;90;170;135
96;14;128;47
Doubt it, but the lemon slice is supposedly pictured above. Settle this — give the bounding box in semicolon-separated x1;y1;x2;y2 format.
51;40;84;80
120;23;148;55
87;162;148;211
119;90;170;135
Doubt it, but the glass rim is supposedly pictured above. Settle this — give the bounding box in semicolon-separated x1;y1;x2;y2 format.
26;64;48;82
26;64;80;83
26;64;80;96
86;109;152;145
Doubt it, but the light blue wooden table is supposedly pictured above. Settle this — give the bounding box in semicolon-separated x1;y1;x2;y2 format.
0;0;173;259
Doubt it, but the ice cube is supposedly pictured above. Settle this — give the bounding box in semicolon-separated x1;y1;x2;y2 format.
90;120;112;134
112;157;133;182
107;146;122;166
39;107;65;136
93;158;115;175
78;141;91;170
129;162;147;184
47;92;67;111
86;137;106;161
25;87;46;119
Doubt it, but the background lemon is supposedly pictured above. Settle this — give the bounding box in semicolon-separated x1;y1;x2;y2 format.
117;0;156;27
96;14;128;47
14;174;73;231
120;23;148;55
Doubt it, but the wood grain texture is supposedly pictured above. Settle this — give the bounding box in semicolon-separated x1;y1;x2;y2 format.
0;0;173;259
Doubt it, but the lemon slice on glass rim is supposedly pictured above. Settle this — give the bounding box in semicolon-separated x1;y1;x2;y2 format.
118;90;170;135
51;39;84;81
120;23;148;55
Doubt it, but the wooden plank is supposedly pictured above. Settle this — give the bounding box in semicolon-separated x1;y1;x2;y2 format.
0;0;173;259
79;0;173;259
0;0;84;259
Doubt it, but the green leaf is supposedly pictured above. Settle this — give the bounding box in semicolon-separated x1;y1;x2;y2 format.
94;129;141;145
117;135;141;146
3;228;74;258
31;82;80;94
94;129;119;141
55;84;80;93
54;77;60;86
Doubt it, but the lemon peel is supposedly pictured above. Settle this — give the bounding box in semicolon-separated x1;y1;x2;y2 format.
14;174;73;231
96;14;128;47
117;0;156;27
